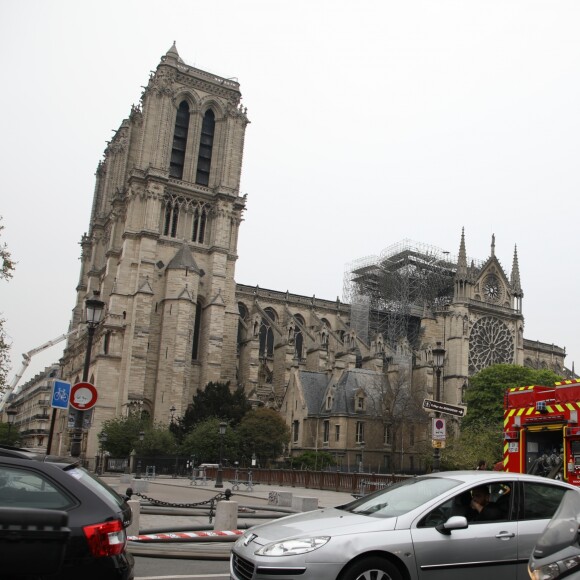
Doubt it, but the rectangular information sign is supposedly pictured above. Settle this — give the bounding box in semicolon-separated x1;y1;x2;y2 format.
423;398;467;418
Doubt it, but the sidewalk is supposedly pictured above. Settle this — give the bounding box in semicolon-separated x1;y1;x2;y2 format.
104;473;355;533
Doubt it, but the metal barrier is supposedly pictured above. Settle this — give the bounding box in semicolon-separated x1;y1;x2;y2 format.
229;469;254;492
190;468;208;486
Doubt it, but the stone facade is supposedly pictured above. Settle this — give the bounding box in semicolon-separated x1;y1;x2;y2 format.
52;45;569;468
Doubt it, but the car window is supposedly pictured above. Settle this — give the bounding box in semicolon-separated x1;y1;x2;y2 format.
0;465;74;509
418;482;513;527
521;481;566;520
64;466;126;510
343;476;461;518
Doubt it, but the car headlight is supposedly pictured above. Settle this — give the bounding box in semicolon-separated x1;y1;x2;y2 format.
530;555;580;580
256;536;330;557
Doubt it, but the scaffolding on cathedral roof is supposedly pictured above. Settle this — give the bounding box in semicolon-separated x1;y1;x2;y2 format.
343;239;483;350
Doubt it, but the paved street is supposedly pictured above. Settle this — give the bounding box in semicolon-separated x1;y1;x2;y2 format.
102;472;355;578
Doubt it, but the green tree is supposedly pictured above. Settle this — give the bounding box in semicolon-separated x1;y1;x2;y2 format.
0;217;16;391
238;408;290;467
177;382;251;439
440;421;503;471
180;417;240;465
442;364;564;470
0;421;19;445
462;364;563;429
290;450;336;470
101;415;177;457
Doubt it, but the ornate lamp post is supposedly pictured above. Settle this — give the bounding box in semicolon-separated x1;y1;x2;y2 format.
169;406;179;477
432;341;446;473
71;295;105;458
215;422;227;488
6;406;17;441
98;432;108;475
136;430;144;478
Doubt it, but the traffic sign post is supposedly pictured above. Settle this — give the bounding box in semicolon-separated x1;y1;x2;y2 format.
423;398;467;418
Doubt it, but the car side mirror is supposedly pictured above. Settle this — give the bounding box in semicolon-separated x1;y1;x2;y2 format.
436;515;468;535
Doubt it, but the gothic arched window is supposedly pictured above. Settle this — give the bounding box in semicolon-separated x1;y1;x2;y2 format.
237;302;249;353
170;101;190;179
163;198;179;237
259;307;277;358
191;301;202;361
294;314;305;360
192;204;208;243
196;109;215;186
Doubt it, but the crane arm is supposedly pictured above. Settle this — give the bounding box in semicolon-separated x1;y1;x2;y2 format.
0;328;81;411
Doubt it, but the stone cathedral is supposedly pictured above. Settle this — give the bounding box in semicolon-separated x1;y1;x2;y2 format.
54;45;569;470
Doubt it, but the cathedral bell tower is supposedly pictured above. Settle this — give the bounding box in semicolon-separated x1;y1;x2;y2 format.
61;44;250;455
444;231;525;406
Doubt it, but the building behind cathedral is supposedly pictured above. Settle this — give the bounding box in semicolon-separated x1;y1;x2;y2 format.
11;45;570;471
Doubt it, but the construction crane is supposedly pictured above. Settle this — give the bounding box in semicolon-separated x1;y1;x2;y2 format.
0;329;79;412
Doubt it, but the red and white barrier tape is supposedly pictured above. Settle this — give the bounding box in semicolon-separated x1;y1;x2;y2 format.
128;529;244;542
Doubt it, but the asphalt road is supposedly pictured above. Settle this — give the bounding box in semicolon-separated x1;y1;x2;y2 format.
134;555;230;579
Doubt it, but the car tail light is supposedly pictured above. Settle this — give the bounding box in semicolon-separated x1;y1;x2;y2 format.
83;519;126;557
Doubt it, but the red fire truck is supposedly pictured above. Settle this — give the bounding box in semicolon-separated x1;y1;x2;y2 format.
503;379;580;486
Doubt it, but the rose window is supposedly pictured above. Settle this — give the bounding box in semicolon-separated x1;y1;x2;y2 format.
469;316;514;374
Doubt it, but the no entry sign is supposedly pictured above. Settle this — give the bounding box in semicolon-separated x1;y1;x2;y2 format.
70;382;98;410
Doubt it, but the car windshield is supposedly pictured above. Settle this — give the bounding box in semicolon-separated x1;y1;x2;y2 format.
340;477;461;518
532;489;580;559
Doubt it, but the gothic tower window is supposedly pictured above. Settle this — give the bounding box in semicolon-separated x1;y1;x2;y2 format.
163;198;179;237
259;307;277;359
196;109;215;186
237;302;249;353
170;101;190;179
191;301;202;361
191;204;208;243
294;314;305;360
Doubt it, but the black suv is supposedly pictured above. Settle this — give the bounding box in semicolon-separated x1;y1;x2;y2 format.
0;446;134;579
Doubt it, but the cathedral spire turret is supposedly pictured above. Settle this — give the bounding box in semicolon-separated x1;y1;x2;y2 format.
454;228;471;301
491;233;496;257
457;227;468;279
165;41;180;63
511;245;523;296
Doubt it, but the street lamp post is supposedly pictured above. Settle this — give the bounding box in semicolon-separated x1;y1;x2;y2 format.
71;295;105;458
136;430;144;478
169;406;178;477
215;422;227;488
98;432;108;475
432;341;446;473
6;406;17;441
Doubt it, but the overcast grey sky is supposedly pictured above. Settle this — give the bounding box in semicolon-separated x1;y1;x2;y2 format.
1;0;579;388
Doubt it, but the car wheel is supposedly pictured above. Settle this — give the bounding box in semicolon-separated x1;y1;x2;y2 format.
342;556;402;580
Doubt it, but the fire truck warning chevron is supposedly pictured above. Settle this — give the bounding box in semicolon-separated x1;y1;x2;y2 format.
503;379;580;486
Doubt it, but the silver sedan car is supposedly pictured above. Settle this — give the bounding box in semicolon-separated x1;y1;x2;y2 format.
230;471;578;580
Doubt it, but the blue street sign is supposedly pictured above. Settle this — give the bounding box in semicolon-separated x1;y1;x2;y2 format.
51;380;71;409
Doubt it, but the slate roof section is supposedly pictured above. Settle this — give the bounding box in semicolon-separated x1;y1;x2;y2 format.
166;243;201;273
298;371;329;414
297;368;386;417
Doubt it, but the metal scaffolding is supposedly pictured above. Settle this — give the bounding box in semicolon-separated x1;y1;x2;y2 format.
344;239;468;349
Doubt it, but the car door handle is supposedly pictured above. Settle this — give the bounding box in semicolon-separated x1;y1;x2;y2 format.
495;531;515;540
